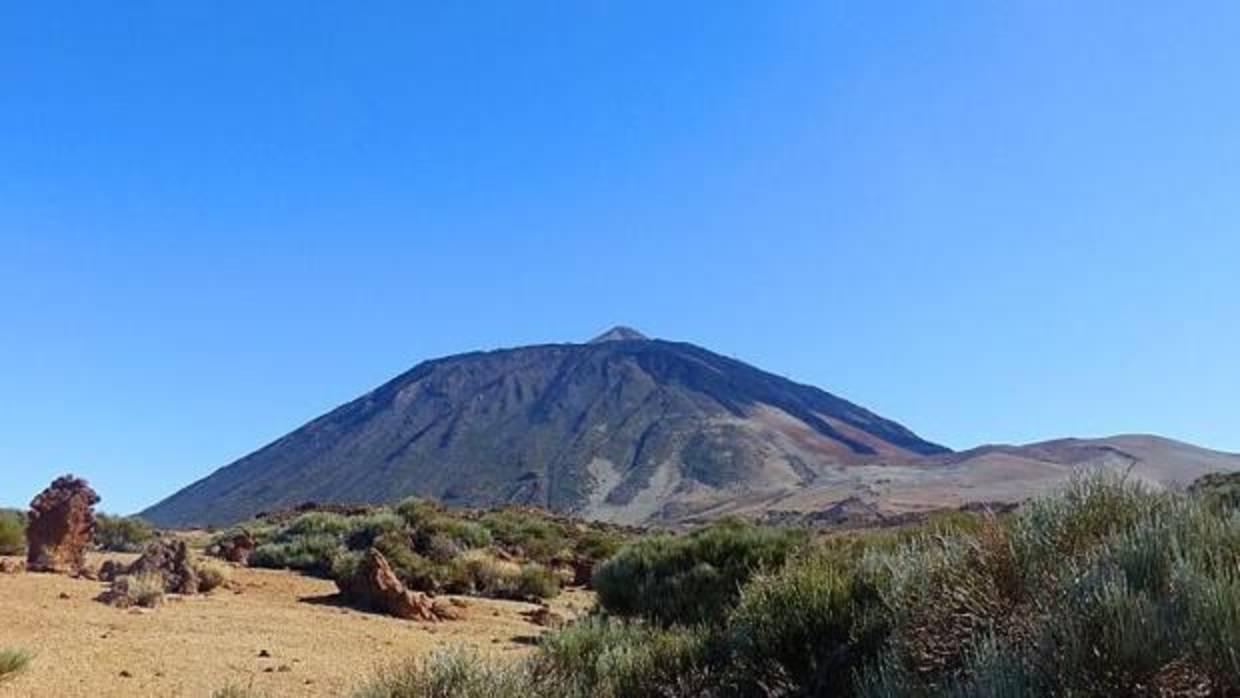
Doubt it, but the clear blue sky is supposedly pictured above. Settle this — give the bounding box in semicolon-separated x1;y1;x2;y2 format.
3;3;1238;514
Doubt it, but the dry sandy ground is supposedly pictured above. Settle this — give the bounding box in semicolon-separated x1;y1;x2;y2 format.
0;553;592;697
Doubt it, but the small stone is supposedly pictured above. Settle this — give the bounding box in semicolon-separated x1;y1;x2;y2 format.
59;592;71;600
258;649;271;658
119;670;133;678
277;665;292;673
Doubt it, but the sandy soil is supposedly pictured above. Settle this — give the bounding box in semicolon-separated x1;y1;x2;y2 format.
0;553;592;697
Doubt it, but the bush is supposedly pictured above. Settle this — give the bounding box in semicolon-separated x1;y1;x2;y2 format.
0;648;31;683
284;512;353;538
345;512;406;550
417;518;492;556
0;510;24;556
479;509;570;562
195;558;232;592
250;534;343;577
727;551;885;696
94;514;156;553
517;563;561;600
448;550;522;598
395;498;443;530
353;647;537;698
574;528;625;563
594;519;807;626
373;532;445;592
856;475;1240;696
106;571;166;608
534;617;717;698
1189;471;1240;512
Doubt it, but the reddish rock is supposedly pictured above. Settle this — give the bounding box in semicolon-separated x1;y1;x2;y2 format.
0;559;25;574
26;475;100;574
220;532;257;565
126;539;200;594
336;549;442;622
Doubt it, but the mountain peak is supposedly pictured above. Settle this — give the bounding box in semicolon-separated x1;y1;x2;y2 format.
588;325;650;343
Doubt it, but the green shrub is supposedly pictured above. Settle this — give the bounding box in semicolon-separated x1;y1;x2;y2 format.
727;551;886;696
574;528;625;563
854;475;1240;697
250;533;343;577
395;498;443;530
94;514;156;553
284;512;353;538
444;555;558;600
516;563;561;600
534;617;717;698
353;647;537;698
1182;567;1240;689
418;518;492;554
344;511;406;550
479;508;570;562
594;519;807;626
1189;471;1240;512
195;558;233;592
0;510;24;556
0;648;32;683
373;532;446;591
106;571;166;608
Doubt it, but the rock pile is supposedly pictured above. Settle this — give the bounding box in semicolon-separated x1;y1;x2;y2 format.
124;539;201;594
336;549;444;621
26;475;100;574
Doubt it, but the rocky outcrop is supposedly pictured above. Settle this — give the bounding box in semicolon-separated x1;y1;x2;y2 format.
336;549;442;621
98;559;126;583
125;539;200;594
26;476;100;574
208;532;257;565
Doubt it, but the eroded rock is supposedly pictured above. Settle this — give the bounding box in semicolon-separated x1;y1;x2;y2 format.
336;549;442;621
126;539;200;594
212;531;257;565
26;475;100;574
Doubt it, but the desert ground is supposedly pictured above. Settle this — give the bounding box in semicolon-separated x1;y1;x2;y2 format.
0;553;591;697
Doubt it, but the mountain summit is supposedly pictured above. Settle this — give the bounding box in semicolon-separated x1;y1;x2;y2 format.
142;334;948;527
589;325;650;343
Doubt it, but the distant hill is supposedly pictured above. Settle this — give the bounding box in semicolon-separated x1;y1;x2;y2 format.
143;328;949;527
720;434;1240;525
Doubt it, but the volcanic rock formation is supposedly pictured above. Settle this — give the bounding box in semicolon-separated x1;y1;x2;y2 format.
26;475;100;574
336;549;442;621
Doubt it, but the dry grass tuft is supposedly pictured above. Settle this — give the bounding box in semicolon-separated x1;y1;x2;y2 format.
0;647;32;682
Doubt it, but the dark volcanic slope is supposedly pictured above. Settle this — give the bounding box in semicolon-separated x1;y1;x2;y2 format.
143;330;947;527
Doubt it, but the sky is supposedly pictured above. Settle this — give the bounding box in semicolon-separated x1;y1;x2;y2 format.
2;2;1238;514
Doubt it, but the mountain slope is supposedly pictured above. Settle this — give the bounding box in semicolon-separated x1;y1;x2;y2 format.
143;330;948;527
727;433;1240;525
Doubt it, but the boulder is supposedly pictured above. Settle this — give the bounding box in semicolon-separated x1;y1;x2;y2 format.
336;549;441;621
98;559;126;583
26;475;100;574
218;532;257;565
126;539;200;594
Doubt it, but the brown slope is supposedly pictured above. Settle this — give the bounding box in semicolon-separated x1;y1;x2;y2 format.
737;434;1240;523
